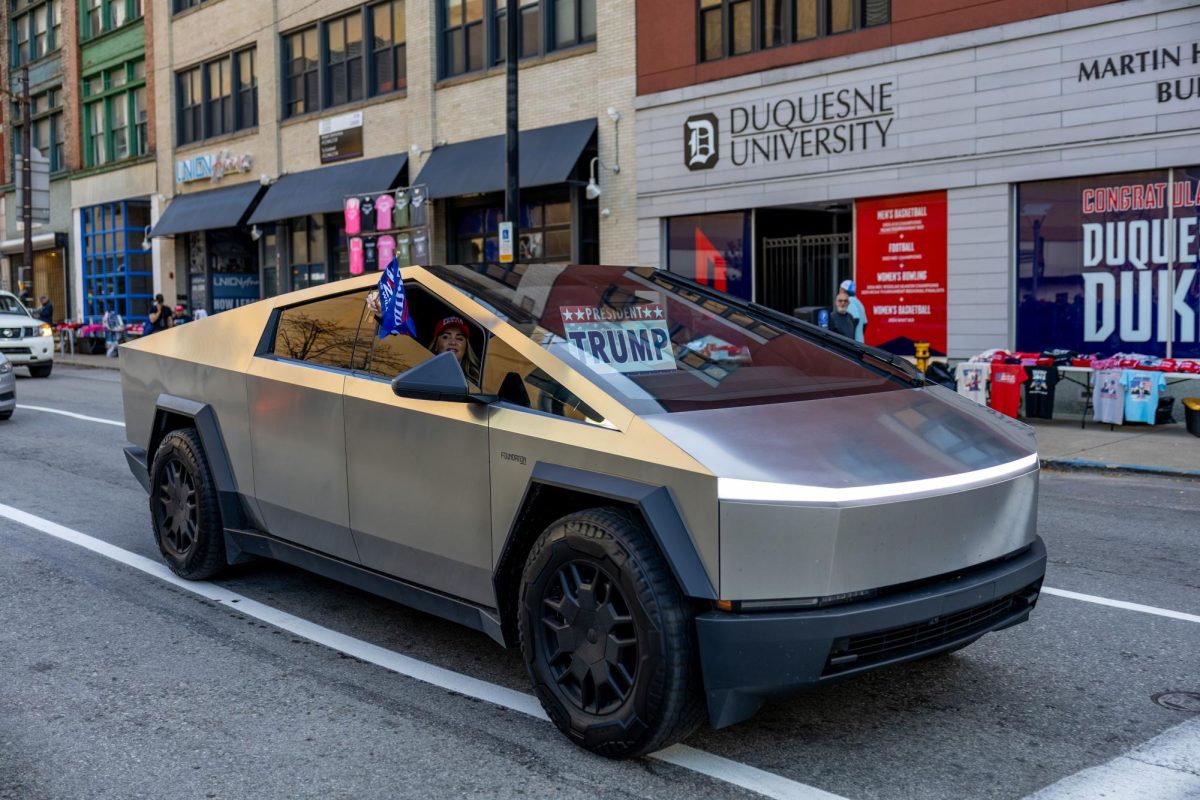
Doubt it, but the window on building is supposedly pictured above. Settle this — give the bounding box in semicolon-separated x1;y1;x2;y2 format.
283;2;407;118
698;0;889;62
81;200;154;323
290;215;328;289
284;27;320;117
451;192;572;265
326;11;365;106
10;0;61;66
236;49;258;128
446;0;593;77
10;88;63;173
175;47;257;145
82;59;148;168
206;58;232;137
80;0;142;39
370;0;407;95
172;0;207;13
177;67;203;146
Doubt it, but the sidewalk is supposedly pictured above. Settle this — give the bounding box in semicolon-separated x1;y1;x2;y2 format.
47;353;1200;478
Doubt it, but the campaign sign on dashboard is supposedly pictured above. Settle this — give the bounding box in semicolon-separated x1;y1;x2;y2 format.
560;304;675;374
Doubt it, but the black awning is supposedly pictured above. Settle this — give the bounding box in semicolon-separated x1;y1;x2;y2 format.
151;182;265;237
417;118;596;199
247;154;408;225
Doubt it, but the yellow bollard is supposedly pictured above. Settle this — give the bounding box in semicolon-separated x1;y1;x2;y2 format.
913;341;930;374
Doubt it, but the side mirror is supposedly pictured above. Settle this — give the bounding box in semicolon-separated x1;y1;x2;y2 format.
391;351;494;404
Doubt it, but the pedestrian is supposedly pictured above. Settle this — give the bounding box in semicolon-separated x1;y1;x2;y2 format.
173;304;191;325
37;295;53;325
103;307;125;358
146;294;173;335
829;288;860;339
839;280;867;343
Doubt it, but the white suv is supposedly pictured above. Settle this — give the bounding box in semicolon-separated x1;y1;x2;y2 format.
0;290;53;377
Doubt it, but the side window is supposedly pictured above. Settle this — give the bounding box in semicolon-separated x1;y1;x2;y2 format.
481;336;603;423
348;282;484;383
271;291;369;370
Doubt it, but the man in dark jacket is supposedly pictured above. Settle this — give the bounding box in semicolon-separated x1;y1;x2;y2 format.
37;296;53;324
829;289;859;339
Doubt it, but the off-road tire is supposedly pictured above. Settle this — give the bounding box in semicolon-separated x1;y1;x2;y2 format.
28;364;52;378
149;428;226;579
0;410;11;420
518;507;704;758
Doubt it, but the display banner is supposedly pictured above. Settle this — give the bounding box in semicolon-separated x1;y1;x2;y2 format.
560;304;675;373
855;191;947;356
211;273;259;312
1016;169;1200;359
666;212;752;300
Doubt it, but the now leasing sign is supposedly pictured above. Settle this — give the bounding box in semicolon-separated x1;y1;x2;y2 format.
560;304;676;373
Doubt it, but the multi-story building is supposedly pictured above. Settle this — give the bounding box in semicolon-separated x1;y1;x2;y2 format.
0;0;155;325
150;0;636;316
70;0;156;324
1;0;71;320
634;0;1200;361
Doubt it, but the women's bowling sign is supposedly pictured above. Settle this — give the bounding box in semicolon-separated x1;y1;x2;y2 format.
560;304;676;373
855;191;948;356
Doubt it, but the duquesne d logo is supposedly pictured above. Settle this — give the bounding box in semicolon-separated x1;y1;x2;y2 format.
683;113;719;171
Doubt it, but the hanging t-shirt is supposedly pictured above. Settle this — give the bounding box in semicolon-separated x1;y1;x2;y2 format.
989;363;1028;418
1023;365;1059;419
357;195;377;230
1121;369;1167;424
344;197;361;235
363;237;379;272
955;362;990;406
375;194;395;230
1092;368;1124;424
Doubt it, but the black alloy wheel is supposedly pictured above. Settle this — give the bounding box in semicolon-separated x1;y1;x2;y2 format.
149;428;226;580
519;507;704;758
157;459;198;560
539;559;639;716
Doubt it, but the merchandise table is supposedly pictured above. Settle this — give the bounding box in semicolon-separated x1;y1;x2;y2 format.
1057;365;1200;429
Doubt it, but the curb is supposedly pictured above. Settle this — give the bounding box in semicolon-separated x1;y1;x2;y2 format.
55;358;121;371
1040;457;1200;480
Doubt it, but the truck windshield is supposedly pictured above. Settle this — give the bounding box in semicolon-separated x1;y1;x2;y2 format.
430;264;909;415
0;294;29;316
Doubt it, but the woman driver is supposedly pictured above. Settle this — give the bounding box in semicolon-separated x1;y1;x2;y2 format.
429;316;480;383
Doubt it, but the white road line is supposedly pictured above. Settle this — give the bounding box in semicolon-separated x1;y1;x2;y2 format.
18;405;124;427
1023;717;1200;800
1042;587;1200;625
0;502;849;800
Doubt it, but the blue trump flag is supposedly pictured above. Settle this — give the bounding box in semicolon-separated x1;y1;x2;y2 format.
377;258;417;339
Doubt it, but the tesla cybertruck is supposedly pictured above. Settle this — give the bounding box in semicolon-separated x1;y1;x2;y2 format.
121;263;1044;757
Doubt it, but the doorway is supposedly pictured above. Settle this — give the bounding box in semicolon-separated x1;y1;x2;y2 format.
756;206;852;315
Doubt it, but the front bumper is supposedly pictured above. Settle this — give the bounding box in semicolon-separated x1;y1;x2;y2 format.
695;536;1047;728
0;337;54;365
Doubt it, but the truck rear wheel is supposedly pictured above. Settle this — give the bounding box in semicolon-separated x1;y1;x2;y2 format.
149;428;226;580
518;507;703;758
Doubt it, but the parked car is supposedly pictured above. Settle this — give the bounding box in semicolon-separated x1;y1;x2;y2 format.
0;352;15;419
119;264;1045;758
0;290;53;377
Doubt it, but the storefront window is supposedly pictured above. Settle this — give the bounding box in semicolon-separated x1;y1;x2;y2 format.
290;215;328;289
81;200;153;322
1016;169;1200;359
451;193;573;264
666;212;752;301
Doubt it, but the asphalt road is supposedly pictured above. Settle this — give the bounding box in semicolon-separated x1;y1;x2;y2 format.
1;366;1197;800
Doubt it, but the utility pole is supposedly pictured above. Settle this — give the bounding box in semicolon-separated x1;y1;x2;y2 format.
20;66;32;291
505;0;519;265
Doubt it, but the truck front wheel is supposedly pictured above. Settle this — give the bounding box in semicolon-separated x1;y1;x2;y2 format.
518;507;703;758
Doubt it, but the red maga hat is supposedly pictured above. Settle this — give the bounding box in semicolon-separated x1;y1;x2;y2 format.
432;316;469;340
